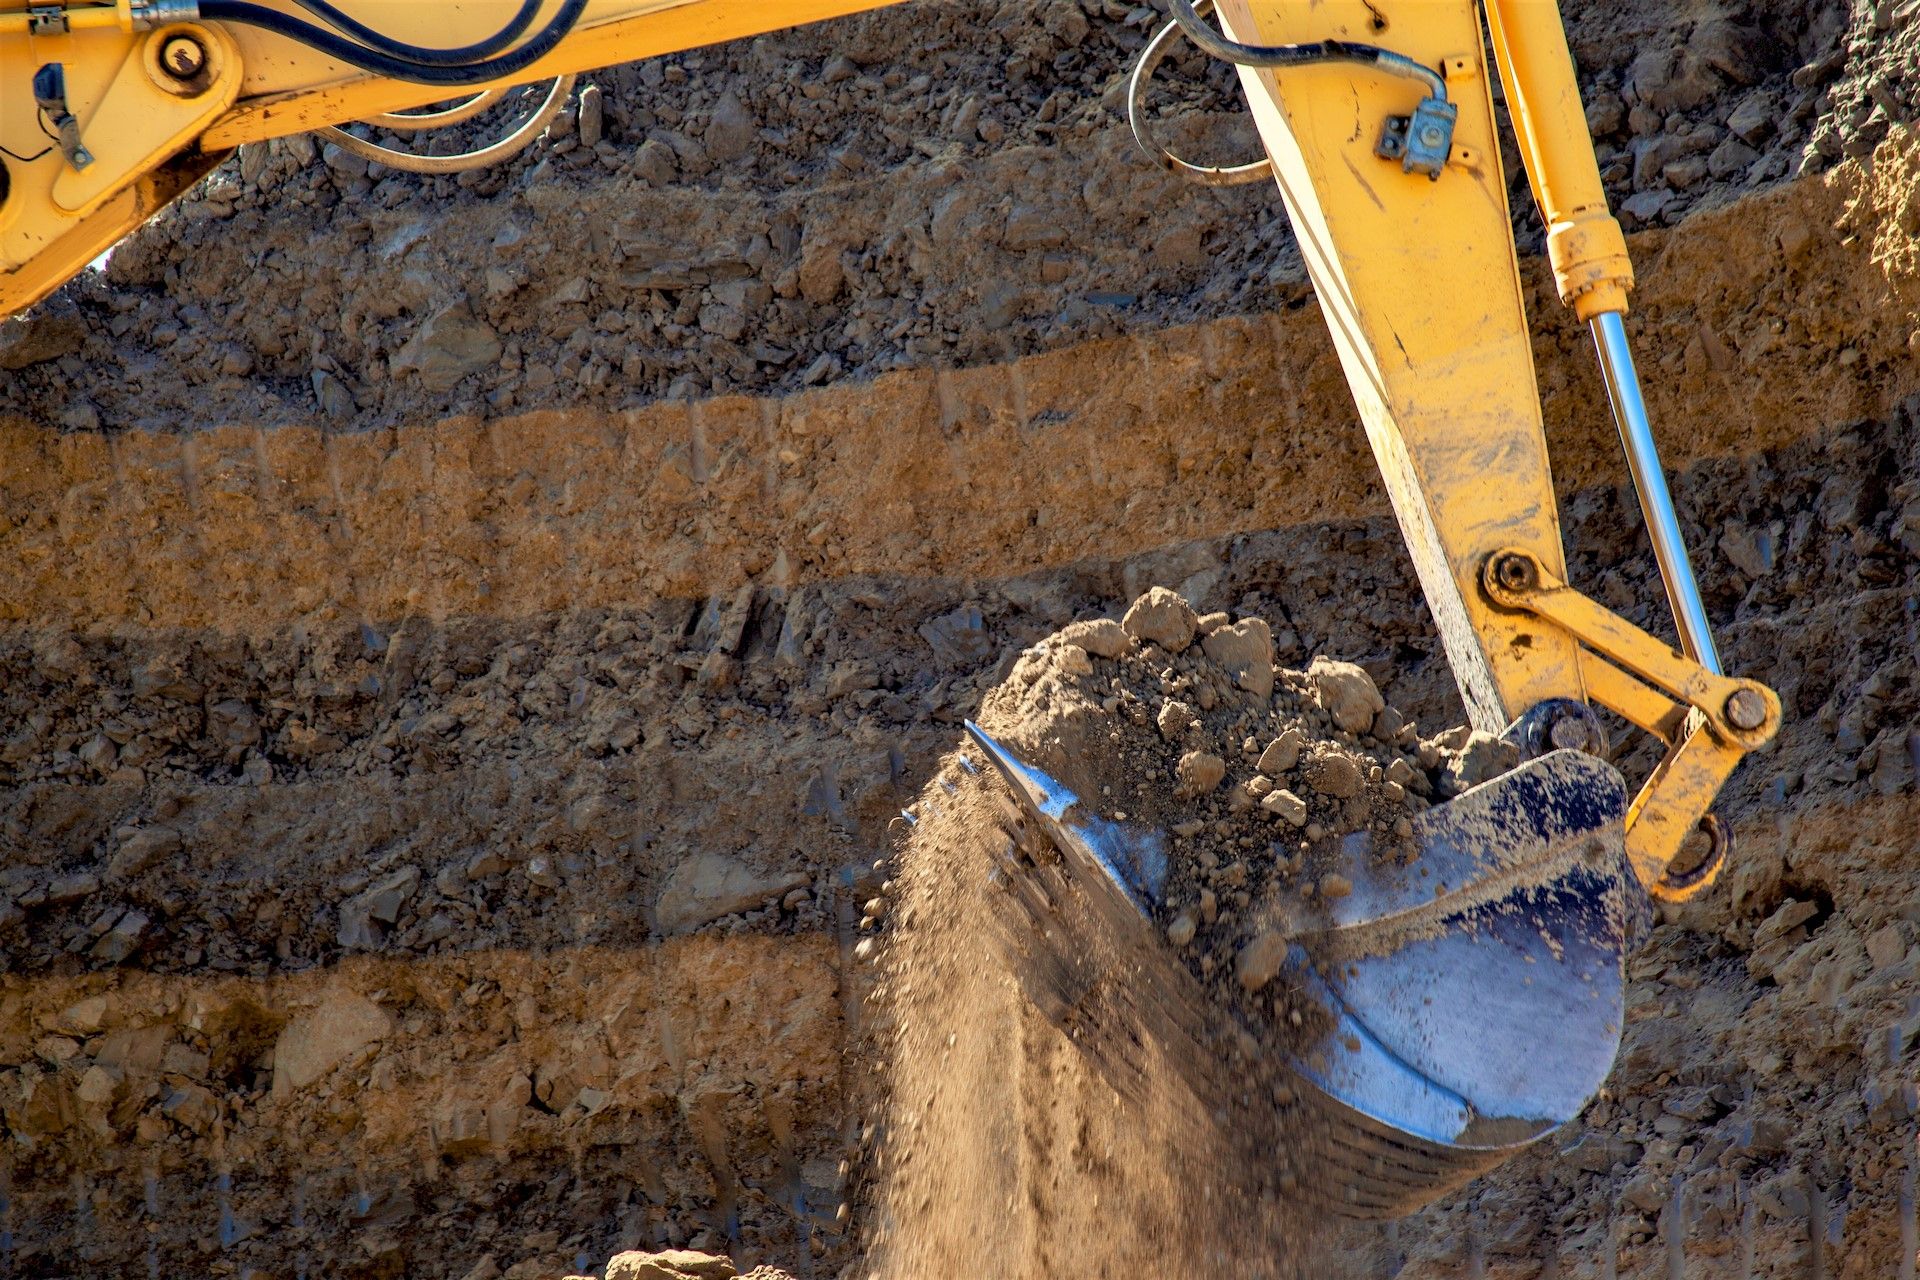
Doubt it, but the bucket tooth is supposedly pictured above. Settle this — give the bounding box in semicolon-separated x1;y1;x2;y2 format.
963;721;1168;907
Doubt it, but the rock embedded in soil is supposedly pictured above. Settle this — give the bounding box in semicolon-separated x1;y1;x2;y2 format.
655;850;811;934
604;1249;740;1280
272;987;393;1096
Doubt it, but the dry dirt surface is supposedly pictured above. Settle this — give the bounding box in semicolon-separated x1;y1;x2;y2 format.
0;1;1918;1277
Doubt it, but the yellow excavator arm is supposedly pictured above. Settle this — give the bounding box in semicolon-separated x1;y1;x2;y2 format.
0;0;1783;1217
0;0;899;314
2;0;1776;897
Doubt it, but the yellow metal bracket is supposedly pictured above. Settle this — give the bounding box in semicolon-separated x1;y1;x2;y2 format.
1482;548;1780;901
51;20;241;218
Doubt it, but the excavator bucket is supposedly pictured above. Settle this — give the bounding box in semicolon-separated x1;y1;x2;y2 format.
965;721;1644;1218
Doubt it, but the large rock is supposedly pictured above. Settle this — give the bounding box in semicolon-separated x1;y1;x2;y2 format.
0;299;89;370
337;866;420;949
1058;617;1130;659
1121;587;1197;653
1201;618;1274;699
109;826;181;879
604;1250;736;1280
655;852;808;934
1307;656;1384;734
390;304;502;392
702;92;756;161
273;988;392;1097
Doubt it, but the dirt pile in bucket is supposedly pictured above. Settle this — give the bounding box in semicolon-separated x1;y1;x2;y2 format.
969;588;1520;1040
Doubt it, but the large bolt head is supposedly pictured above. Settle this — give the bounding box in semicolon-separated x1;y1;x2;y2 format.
161;35;206;79
1491;552;1539;594
1725;688;1769;732
1548;712;1594;753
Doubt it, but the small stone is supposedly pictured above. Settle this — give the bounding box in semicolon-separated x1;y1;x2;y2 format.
1867;923;1908;969
1260;788;1308;827
1621;188;1673;226
1167;911;1197;948
337;866;421;949
1257;730;1304;776
90;910;149;964
390;304;503;393
77;734;116;773
1449;732;1524;796
311;369;356;421
578;83;604;148
1175;750;1226;798
1564;1132;1643;1173
798;234;845;305
109;832;180;882
1708;136;1761;180
0;299;89;370
46;871;100;905
703;92;756;161
1620;1171;1669;1215
1121;587;1198;653
1201;618;1275;699
159;1081;220;1134
1236;929;1288;992
1726;92;1774;144
917;604;993;667
1319;874;1352;899
1662;156;1709;190
1157;699;1197;742
1058;617;1129;659
49;995;108;1035
1308;657;1384;734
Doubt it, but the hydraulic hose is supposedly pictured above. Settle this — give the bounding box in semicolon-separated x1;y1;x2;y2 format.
1166;0;1447;103
285;0;542;66
198;0;589;86
320;76;575;173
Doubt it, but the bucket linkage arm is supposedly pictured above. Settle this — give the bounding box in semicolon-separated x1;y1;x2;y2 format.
1200;0;1780;902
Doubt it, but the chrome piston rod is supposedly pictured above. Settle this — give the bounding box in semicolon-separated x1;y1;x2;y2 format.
1590;311;1722;676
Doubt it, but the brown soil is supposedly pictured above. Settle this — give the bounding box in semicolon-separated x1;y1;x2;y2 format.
0;5;1917;1276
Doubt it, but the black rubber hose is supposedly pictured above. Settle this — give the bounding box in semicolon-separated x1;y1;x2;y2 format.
1166;0;1446;101
200;0;588;85
285;0;542;67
